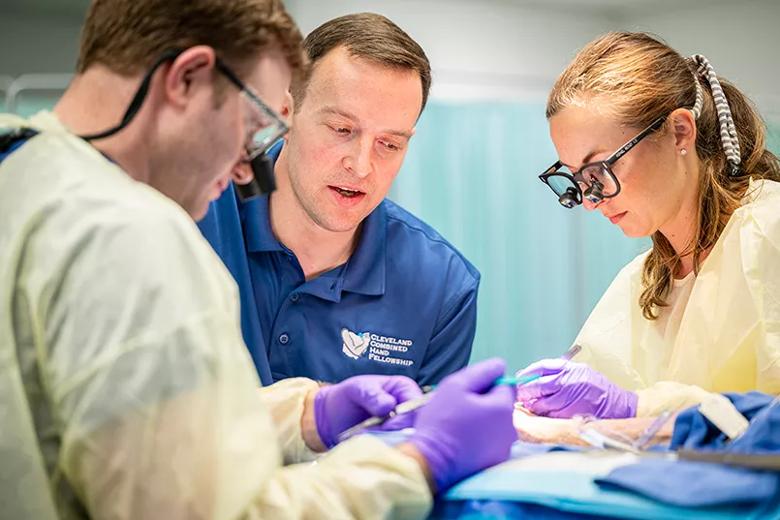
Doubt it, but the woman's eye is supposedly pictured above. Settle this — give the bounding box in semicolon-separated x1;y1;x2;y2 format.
332;126;351;135
583;169;602;182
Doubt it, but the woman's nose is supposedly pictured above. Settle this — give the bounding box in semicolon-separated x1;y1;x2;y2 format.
582;196;601;212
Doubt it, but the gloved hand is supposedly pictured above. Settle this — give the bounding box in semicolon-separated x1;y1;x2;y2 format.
314;375;422;448
515;359;637;419
408;358;516;492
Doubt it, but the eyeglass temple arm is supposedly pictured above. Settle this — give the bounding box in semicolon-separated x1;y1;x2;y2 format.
604;116;667;167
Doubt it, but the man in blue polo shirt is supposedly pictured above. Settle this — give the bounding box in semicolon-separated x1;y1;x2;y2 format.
198;12;480;385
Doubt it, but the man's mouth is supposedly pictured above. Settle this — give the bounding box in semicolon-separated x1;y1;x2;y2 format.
329;185;364;198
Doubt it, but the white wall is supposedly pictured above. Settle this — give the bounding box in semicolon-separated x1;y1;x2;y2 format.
2;1;777;114
623;0;780;119
287;0;780;115
0;10;82;109
286;0;613;102
0;12;82;75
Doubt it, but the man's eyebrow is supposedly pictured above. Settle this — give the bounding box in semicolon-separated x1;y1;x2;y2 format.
318;106;412;140
319;106;357;121
383;129;413;140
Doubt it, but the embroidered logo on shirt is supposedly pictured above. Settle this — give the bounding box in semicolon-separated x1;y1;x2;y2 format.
341;328;371;359
340;328;415;366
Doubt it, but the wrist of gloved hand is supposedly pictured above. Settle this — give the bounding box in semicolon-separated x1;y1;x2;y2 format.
407;430;454;492
313;386;340;449
407;358;516;491
602;386;638;418
302;387;328;452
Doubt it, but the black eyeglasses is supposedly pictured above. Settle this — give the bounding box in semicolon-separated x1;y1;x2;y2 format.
78;48;288;200
80;48;288;160
538;115;667;208
214;59;288;161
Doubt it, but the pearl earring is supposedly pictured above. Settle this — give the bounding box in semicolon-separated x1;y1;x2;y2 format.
680;148;687;156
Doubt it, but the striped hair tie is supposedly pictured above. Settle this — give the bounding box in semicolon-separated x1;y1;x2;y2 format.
690;54;742;176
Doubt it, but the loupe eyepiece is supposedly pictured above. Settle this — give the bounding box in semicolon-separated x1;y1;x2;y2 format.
235;153;276;202
558;187;581;209
583;179;605;205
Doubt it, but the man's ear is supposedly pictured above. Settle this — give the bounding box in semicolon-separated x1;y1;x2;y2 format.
280;90;294;121
670;107;697;152
163;45;217;108
231;161;254;185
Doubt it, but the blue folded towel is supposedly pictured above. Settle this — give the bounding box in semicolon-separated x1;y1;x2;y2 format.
672;392;779;453
595;392;780;508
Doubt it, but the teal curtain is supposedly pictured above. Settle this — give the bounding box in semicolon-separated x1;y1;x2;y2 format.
390;101;648;371
767;119;780;156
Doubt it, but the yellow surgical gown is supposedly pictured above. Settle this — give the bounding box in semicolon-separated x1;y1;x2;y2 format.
575;178;780;416
0;112;431;519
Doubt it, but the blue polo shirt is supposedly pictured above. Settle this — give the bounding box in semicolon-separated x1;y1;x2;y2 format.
198;146;480;385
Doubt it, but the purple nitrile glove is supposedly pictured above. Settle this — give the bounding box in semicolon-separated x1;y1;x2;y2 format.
408;358;517;492
515;358;637;419
314;375;422;448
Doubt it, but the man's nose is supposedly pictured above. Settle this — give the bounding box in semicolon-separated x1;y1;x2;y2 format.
216;176;231;192
342;137;373;178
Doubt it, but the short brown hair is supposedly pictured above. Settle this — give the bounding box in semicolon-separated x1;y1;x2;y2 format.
77;0;306;83
548;32;780;320
290;12;431;115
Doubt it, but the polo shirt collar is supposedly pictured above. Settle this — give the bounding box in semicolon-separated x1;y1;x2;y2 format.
342;201;386;296
242;193;285;253
242;141;286;253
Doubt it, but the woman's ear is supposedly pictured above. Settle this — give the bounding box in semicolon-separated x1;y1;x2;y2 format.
670;107;697;153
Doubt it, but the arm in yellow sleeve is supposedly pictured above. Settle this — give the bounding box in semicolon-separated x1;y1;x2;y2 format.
743;188;780;396
56;317;431;520
635;381;715;416
43;210;431;520
257;378;321;464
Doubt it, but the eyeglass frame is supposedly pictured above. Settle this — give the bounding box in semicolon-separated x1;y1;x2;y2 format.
213;58;289;160
80;47;289;159
538;115;667;207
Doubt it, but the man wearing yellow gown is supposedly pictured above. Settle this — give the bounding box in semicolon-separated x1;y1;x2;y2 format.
0;1;516;518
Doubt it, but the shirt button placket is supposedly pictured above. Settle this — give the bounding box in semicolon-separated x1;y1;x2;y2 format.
278;333;290;345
